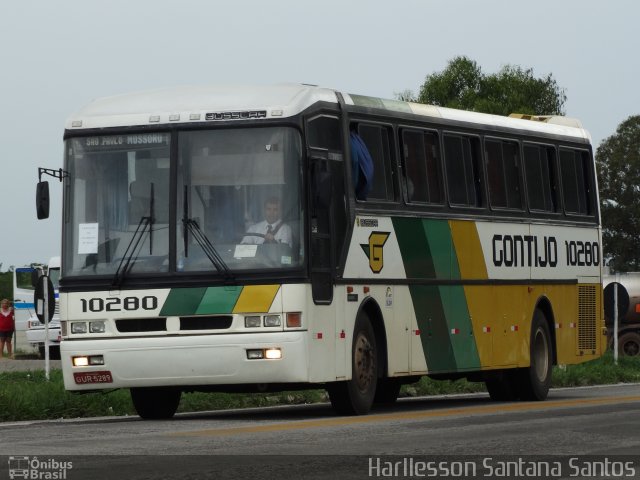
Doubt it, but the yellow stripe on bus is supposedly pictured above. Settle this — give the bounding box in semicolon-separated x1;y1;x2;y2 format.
232;285;280;313
449;220;488;280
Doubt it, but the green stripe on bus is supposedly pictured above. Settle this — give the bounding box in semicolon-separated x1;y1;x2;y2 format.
196;286;242;314
392;217;436;279
159;287;207;316
422;219;457;280
410;285;457;372
442;285;481;370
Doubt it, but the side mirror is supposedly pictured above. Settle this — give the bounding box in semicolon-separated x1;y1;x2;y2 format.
36;181;50;219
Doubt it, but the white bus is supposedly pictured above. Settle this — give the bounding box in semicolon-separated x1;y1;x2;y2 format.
38;84;604;418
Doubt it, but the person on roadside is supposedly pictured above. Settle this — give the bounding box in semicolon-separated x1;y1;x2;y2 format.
0;298;15;359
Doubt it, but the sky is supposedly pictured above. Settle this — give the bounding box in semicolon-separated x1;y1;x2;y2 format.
1;0;638;269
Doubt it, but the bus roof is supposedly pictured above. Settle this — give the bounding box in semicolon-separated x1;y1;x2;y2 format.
66;84;590;142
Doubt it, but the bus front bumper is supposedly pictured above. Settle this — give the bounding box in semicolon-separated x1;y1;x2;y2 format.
60;331;309;391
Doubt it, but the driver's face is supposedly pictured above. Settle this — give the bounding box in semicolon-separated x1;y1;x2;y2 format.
264;202;280;224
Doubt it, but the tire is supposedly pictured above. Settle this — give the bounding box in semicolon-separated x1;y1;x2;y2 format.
618;332;640;356
328;313;378;415
374;378;401;405
516;309;553;401
130;387;181;419
485;371;518;401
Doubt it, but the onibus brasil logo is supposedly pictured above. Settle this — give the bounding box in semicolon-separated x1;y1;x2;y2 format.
8;456;72;479
360;231;390;273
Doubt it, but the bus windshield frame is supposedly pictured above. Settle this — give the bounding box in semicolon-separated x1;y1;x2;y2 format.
62;126;305;282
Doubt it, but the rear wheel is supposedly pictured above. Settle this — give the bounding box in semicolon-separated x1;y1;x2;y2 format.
618;332;640;356
328;313;378;415
130;387;181;419
516;309;553;401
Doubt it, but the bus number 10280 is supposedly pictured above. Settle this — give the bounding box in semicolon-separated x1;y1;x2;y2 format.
80;296;158;313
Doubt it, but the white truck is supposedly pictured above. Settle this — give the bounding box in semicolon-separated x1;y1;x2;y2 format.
25;256;61;359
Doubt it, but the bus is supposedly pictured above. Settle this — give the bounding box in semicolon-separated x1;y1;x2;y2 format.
37;84;604;419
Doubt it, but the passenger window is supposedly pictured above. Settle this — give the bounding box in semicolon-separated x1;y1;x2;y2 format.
443;134;484;207
356;124;397;202
485;138;523;210
524;143;558;213
402;130;443;204
560;148;592;215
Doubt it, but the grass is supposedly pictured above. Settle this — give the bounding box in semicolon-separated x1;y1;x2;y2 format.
1;352;638;422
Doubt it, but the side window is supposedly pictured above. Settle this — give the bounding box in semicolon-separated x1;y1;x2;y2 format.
485;138;523;210
307;115;342;153
401;129;443;204
356;123;397;202
523;143;558;213
443;134;484;207
560;148;593;216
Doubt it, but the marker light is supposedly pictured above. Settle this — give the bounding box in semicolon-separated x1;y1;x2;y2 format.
245;316;261;328
264;315;281;327
265;348;282;360
71;322;88;334
286;312;302;328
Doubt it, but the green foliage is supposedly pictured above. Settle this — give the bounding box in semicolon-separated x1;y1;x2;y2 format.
417;56;566;116
2;354;634;421
596;115;640;272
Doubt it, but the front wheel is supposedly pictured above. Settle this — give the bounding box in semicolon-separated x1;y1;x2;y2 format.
516;309;553;401
328;313;378;415
130;387;181;419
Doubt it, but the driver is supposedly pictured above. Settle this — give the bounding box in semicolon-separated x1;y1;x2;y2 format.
242;197;292;247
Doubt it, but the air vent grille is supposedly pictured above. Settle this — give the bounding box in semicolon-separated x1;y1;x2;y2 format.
578;285;597;352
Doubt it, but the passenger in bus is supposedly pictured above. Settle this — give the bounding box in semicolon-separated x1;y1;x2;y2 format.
242;197;292;247
0;298;15;359
349;127;374;200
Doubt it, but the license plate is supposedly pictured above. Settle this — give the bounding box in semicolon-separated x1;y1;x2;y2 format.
73;371;113;384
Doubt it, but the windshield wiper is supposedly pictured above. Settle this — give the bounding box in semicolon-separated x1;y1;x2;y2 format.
182;185;233;280
113;183;155;286
112;216;150;286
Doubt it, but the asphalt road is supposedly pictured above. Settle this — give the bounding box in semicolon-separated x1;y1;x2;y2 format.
1;383;639;479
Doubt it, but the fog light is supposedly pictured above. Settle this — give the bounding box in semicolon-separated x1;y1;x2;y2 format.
264;315;281;327
89;355;104;365
71;322;87;334
247;349;264;359
265;348;282;360
245;316;261;328
73;356;89;367
90;321;106;333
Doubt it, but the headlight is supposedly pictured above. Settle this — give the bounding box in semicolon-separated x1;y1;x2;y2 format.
264;315;281;327
89;321;106;333
244;316;261;328
71;322;88;334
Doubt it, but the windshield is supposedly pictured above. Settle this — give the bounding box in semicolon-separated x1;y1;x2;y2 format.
177;127;304;272
63;127;304;278
64;133;171;276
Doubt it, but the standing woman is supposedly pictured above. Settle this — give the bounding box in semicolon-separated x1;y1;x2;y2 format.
0;298;15;359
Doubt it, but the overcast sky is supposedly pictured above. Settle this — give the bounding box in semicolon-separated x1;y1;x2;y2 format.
1;0;638;269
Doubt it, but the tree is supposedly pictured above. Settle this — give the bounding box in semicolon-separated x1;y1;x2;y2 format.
596;115;640;272
417;56;566;116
